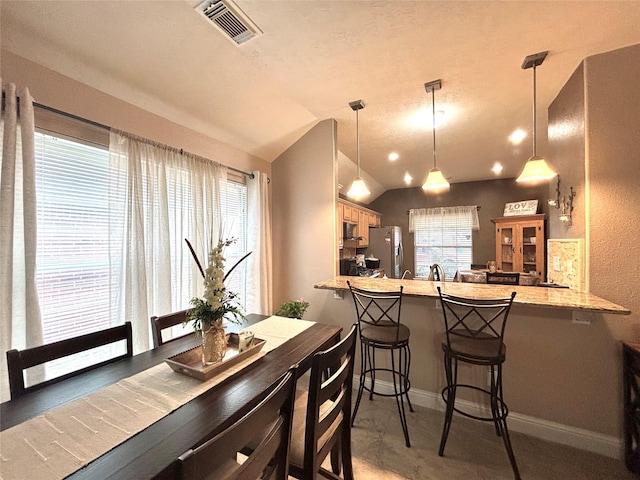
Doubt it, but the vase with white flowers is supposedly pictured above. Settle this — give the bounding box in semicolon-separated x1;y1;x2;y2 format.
185;237;251;366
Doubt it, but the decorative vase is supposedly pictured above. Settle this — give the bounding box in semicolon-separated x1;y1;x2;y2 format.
202;322;227;366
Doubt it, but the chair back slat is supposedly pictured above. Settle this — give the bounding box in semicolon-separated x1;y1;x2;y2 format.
303;324;357;477
151;309;190;347
6;322;133;400
178;367;297;480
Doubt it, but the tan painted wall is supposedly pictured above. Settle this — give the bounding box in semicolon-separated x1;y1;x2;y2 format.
547;63;586;240
1;51;268;175
271;119;337;315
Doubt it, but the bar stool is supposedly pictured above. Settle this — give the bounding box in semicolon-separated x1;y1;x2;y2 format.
436;286;520;479
347;281;413;447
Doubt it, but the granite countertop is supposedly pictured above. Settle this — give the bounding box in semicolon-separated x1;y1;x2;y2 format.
314;276;631;315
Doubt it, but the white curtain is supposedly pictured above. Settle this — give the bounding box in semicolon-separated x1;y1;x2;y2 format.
246;171;272;315
0;81;43;400
108;130;227;353
409;205;480;232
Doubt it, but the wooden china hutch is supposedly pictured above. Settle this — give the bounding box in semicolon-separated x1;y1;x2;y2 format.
492;214;546;280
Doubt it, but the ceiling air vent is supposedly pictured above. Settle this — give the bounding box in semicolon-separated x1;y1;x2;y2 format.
196;0;262;45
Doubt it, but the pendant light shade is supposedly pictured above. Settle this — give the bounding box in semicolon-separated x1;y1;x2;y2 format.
346;99;371;200
422;79;450;193
516;51;557;184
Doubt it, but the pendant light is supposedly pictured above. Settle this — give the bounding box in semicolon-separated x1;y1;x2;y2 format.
516;51;557;183
346;99;371;200
422;79;450;193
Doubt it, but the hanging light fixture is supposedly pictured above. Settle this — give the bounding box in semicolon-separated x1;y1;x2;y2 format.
346;99;371;200
516;51;557;183
422;79;450;193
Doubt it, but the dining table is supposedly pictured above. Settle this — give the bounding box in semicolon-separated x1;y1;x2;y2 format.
0;314;342;479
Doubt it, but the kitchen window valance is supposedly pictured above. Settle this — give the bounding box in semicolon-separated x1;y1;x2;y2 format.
409;205;480;233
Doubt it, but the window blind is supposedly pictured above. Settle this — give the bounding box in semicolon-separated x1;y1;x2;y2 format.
411;206;479;279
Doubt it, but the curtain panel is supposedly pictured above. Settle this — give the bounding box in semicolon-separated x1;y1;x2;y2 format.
0;81;42;401
109;130;227;352
409;205;480;233
246;171;272;315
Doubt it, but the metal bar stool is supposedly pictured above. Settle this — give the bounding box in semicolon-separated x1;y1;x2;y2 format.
347;281;413;447
436;286;520;479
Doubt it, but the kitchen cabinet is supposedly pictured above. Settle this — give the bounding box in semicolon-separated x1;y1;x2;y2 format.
338;199;381;252
492;214;546;280
357;210;369;247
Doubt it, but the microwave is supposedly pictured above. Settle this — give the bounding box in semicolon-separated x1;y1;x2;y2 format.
343;222;357;240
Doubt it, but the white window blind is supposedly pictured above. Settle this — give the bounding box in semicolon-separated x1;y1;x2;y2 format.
410;206;479;279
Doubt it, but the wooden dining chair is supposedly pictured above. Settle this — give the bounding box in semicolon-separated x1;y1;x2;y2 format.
177;367;298;480
6;322;133;400
151;309;191;347
288;323;358;480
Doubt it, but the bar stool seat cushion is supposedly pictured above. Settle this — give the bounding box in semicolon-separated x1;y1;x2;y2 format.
440;330;506;362
361;322;410;344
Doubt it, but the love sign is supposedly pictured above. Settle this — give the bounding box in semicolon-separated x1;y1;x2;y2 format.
503;200;538;216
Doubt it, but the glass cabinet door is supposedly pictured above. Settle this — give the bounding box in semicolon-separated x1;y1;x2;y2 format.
500;226;514;272
521;226;538;274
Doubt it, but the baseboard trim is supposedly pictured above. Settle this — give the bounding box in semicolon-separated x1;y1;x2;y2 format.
352;375;622;459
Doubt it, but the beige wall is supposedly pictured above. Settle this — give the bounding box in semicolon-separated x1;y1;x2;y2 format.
1;51;269;175
271;119;338;315
547;63;586;240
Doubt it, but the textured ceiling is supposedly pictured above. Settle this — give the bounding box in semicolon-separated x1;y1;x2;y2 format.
2;1;640;200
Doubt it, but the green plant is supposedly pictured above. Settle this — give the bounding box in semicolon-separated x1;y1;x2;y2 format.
275;299;310;319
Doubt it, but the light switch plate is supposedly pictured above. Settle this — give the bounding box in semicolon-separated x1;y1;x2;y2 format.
553;256;561;271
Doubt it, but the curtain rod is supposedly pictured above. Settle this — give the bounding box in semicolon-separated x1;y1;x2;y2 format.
33;101;255;180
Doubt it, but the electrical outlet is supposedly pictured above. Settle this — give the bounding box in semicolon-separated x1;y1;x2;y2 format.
572;311;594;325
553;256;561;271
487;368;493;387
435;299;442;310
333;291;343;300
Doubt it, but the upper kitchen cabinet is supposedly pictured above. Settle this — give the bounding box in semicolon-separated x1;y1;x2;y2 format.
492;214;546;280
338;199;381;250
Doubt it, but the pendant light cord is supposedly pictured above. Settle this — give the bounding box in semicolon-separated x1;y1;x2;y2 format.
356;108;361;177
432;87;437;169
532;64;537;157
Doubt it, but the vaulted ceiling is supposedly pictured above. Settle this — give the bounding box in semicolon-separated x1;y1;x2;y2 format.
3;1;640;200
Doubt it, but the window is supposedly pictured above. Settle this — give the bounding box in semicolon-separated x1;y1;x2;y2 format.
410;206;479;280
32;123;248;378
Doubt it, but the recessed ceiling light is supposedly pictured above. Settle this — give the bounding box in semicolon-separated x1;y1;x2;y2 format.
388;152;399;161
492;162;503;174
509;129;527;145
404;172;412;184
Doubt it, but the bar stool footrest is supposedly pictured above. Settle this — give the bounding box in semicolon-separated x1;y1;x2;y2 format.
441;384;509;422
361;367;411;397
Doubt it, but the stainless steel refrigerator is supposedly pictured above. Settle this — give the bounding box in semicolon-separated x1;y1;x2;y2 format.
366;226;403;279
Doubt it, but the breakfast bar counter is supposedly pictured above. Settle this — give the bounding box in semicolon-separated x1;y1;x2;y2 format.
315;276;630;315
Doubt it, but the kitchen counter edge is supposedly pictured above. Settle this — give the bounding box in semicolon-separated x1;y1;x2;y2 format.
314;276;630;315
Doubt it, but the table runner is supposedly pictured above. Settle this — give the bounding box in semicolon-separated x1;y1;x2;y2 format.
0;316;315;480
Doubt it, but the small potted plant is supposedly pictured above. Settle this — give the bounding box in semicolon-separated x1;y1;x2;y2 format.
275;299;310;319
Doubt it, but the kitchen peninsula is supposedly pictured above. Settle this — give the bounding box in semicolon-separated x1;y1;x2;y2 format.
315;276;630;315
314;275;632;459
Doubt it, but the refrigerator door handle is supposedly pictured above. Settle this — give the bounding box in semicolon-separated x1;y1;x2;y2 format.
399;241;404;271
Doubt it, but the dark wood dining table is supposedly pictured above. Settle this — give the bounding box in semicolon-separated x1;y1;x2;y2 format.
0;314;342;479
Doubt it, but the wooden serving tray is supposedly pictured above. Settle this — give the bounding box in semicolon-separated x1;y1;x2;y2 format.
165;333;266;381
